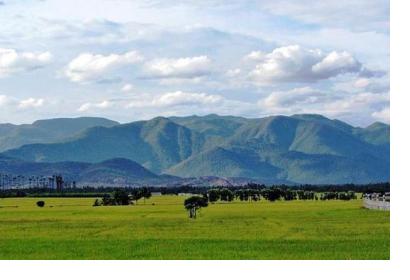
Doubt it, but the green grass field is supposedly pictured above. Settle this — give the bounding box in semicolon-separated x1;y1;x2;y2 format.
0;196;389;260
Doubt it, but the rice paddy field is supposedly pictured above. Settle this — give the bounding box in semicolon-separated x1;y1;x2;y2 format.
0;196;389;260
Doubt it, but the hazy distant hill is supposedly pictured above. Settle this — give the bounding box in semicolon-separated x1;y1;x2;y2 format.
0;156;165;185
1;114;390;184
0;117;119;152
0;156;253;187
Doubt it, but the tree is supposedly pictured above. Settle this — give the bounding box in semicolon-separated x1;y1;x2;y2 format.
220;188;234;202
102;194;114;205
36;201;45;207
249;189;261;202
184;196;208;218
208;189;220;203
282;189;297;201
133;187;152;204
235;189;247;201
263;188;282;202
141;187;152;203
132;189;144;203
113;189;131;205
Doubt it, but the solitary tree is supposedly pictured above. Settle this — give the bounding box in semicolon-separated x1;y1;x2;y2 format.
184;196;208;218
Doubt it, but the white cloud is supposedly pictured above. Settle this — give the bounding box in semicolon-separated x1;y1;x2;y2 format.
121;84;134;92
372;107;390;123
18;98;45;109
248;45;363;84
75;90;257;119
144;56;211;79
125;91;222;108
226;68;241;77
65;51;143;82
332;75;389;94
0;48;52;78
245;51;266;61
153;91;222;107
78;100;112;112
0;95;9;106
354;78;371;88
258;87;389;125
311;51;361;77
258;87;328;111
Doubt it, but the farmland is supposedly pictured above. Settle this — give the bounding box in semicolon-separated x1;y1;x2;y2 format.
0;196;389;260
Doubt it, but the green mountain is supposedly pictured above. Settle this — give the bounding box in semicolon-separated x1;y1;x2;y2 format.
0;117;119;152
1;114;389;184
2;117;205;173
167;146;285;183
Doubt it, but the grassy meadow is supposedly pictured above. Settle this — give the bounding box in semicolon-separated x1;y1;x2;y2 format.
0;196;389;260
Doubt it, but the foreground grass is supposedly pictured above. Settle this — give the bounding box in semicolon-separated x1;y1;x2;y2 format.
0;196;389;260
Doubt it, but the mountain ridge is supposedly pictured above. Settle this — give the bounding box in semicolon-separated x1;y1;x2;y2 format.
0;114;389;184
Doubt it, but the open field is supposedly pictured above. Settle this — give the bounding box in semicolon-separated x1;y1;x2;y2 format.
0;196;389;260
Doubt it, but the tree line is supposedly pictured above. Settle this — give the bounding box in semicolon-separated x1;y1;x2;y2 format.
92;187;152;206
0;182;389;198
182;188;359;219
204;188;358;203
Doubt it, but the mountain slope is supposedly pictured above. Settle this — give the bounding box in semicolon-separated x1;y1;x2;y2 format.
0;117;119;152
1;114;389;184
166;146;284;183
3;117;205;173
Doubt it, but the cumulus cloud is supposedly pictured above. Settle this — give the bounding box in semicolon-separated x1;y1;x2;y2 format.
121;84;134;92
125;91;222;108
248;45;363;84
65;51;143;82
18;98;45;109
144;56;211;79
258;87;329;111
78;100;112;112
0;48;52;78
76;90;256;118
245;51;266;61
226;68;241;77
372;107;390;123
332;76;390;94
0;95;9;106
0;95;45;110
258;87;389;125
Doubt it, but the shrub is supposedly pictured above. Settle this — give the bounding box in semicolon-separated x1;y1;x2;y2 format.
93;199;101;206
36;201;45;207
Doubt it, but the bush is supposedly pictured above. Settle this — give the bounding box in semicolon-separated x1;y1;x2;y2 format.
93;199;101;206
36;201;45;207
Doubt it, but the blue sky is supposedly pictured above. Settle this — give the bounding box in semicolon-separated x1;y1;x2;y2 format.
0;0;389;126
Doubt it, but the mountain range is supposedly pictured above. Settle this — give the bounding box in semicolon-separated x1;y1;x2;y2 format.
0;114;389;185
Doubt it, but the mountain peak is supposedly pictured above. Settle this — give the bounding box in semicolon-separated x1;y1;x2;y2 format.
366;122;389;130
